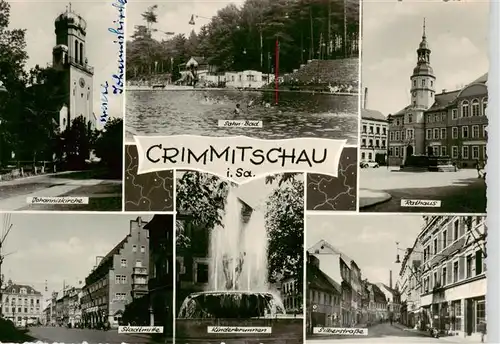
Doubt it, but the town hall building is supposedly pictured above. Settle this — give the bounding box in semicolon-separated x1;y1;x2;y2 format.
387;20;488;168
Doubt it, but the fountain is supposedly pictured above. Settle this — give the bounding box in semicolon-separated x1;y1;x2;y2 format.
177;187;286;319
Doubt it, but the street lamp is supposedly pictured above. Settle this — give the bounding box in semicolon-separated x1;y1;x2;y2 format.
188;14;210;26
395;242;401;264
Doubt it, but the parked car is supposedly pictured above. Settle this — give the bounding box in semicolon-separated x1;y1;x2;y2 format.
360;160;380;168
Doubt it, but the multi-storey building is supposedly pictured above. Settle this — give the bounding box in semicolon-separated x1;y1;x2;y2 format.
306;252;342;333
281;276;303;315
361;108;388;163
418;216;486;339
397;244;423;328
364;282;388;323
81;217;149;328
387;21;487;167
144;215;174;335
0;281;43;326
308;240;363;327
376;281;401;322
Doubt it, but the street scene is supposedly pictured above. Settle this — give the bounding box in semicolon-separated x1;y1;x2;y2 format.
0;213;174;344
0;0;123;211
175;171;304;344
125;0;359;142
306;214;487;343
359;0;488;213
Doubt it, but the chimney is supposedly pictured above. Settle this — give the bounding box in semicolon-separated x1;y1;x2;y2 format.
364;87;368;109
389;270;393;289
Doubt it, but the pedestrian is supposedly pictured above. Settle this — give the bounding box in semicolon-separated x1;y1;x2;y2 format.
476;159;483;178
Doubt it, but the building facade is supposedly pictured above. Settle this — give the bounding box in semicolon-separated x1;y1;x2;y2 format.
387;22;488;167
306;252;342;333
144;215;174;335
281;276;303;315
52;6;96;131
0;281;43;326
308;240;363;327
418;216;486;339
361;109;388;163
81;217;149;328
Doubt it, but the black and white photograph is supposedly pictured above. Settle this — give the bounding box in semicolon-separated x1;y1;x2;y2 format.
0;213;174;344
175;171;304;344
306;214;487;343
125;0;359;142
359;0;488;213
0;0;123;211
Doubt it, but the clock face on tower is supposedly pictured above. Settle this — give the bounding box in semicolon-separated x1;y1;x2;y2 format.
79;78;85;88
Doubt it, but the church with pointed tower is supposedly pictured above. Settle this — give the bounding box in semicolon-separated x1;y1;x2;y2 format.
387;20;488;167
52;4;96;133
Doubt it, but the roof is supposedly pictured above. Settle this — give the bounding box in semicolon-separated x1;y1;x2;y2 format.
2;283;42;295
307;262;342;294
362;109;387;122
368;283;387;303
426;90;461;111
308;239;355;268
472;73;488;84
377;283;400;296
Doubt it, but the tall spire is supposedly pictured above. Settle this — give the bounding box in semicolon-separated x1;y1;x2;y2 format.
422;18;426;39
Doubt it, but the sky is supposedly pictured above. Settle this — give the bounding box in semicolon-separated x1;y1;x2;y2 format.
362;0;489;115
127;0;246;40
7;0;123;125
1;213;152;306
306;215;424;285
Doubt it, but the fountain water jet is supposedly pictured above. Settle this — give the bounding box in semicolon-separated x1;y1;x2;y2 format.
178;186;286;319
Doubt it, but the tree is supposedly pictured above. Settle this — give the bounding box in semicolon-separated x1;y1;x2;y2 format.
93;117;123;178
59;115;92;170
175;172;230;252
126;0;360;80
265;173;304;293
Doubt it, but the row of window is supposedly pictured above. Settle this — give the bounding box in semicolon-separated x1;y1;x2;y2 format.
120;258;144;268
422;249;485;293
2;307;40;314
361;125;387;136
390;129;414;141
392;98;487;127
132;245;146;253
389;145;486;160
361;139;386;148
4;297;40;306
310;289;340;307
425;125;487;140
82;296;108;310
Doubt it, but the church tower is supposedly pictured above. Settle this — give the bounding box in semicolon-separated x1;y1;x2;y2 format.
52;4;95;132
410;19;436;110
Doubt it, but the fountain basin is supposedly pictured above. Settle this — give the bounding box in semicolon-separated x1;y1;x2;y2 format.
177;291;286;319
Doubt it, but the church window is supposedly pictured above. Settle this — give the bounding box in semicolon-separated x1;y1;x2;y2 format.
482;97;488;115
471;99;480;116
461;100;470;117
74;41;79;63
